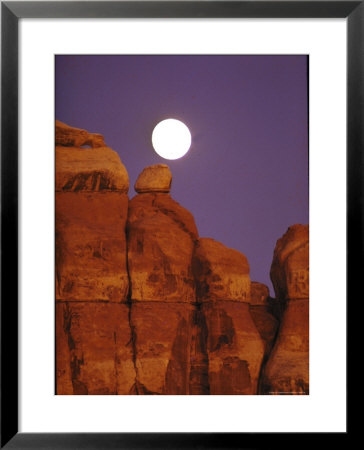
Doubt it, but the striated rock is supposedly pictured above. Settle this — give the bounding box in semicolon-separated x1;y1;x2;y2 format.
192;239;264;394
127;193;198;303
56;120;106;148
56;119;128;193
56;302;136;395
56;146;129;193
55;119;130;302
134;164;172;193
262;225;309;394
56;192;129;302
55;122;136;396
193;238;251;302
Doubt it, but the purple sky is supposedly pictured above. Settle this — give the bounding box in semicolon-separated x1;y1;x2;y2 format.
55;55;308;295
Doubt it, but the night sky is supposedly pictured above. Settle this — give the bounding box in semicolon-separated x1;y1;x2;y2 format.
55;55;308;295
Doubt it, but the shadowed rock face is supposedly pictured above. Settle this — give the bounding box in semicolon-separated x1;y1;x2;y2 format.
249;283;279;354
261;225;309;395
202;301;265;395
192;239;264;394
250;281;269;306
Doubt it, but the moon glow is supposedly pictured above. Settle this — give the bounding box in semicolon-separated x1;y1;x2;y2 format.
152;119;191;160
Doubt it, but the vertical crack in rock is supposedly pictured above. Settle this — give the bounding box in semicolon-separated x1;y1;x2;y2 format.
188;303;210;395
256;313;282;394
189;243;210;395
113;331;119;395
125;224;140;394
62;302;88;395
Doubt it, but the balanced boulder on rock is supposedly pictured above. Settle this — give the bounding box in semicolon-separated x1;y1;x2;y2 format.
127;165;200;394
134;164;172;193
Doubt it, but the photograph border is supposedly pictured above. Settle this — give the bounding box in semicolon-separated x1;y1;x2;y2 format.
1;1;357;447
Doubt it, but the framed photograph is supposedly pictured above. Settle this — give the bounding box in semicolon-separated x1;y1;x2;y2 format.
1;1;355;448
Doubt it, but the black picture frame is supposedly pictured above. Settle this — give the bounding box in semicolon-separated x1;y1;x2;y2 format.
1;1;355;448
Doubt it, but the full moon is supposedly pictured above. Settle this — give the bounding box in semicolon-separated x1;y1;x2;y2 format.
152;119;191;160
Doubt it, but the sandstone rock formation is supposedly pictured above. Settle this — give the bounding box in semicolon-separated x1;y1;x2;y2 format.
56;302;136;395
127;174;199;394
193;238;265;395
56;193;129;301
127;193;197;303
261;225;309;394
55;122;135;394
56;120;106;148
134;164;172;193
55;121;308;396
193;238;251;302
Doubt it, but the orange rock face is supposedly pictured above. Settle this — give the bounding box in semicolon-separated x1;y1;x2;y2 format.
55;122;134;395
192;239;265;394
193;238;251;302
56;302;136;394
56;192;129;301
126;186;201;394
55;125;130;302
261;225;309;394
270;224;309;301
202;301;265;394
56;146;129;193
129;302;196;394
127;193;197;303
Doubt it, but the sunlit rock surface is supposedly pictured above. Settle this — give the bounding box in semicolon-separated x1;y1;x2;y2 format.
127;193;198;303
134;164;172;194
